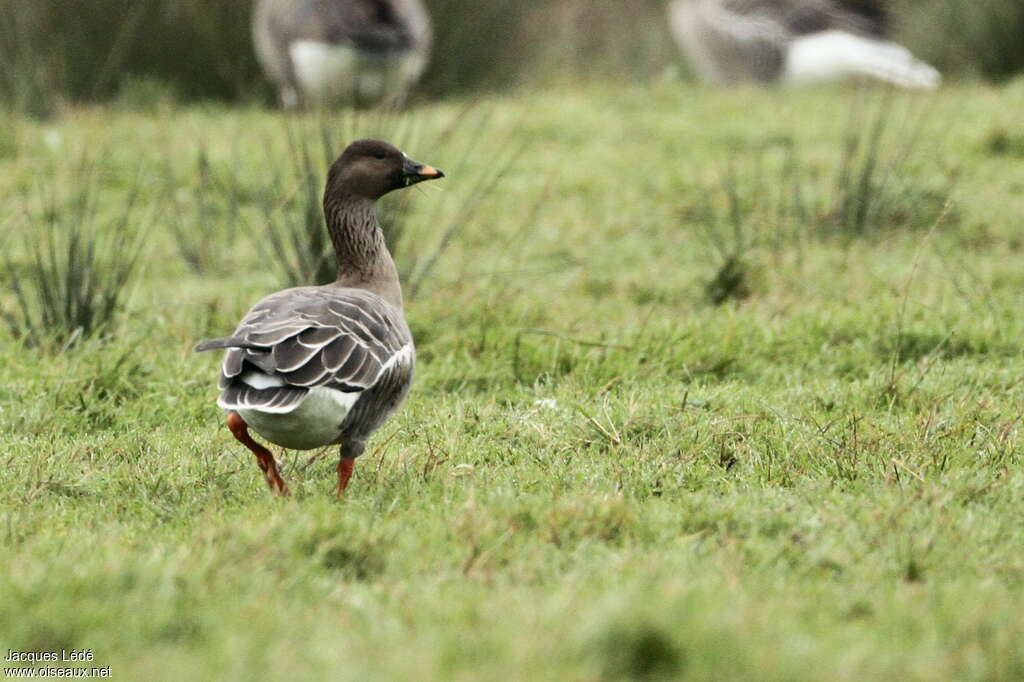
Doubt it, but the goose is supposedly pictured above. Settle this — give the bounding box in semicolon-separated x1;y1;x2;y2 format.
668;0;940;89
196;139;444;496
253;0;433;108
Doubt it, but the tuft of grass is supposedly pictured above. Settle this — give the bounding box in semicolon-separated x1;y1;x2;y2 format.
693;163;763;306
985;125;1024;158
825;95;954;238
0;161;145;349
163;148;242;275
595;620;686;681
704;255;752;306
690;95;955;304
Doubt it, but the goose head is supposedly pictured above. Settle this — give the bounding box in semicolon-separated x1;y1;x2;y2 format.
326;138;444;201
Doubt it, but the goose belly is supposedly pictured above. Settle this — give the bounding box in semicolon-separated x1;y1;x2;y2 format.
239;387;359;451
289;41;424;104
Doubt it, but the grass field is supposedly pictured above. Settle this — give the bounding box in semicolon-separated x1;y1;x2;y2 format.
1;79;1023;680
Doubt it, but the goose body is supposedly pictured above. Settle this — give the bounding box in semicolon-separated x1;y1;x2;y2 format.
209;287;414;452
253;0;432;107
668;0;940;89
196;140;444;496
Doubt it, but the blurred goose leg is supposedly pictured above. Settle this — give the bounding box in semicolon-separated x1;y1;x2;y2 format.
280;86;299;110
336;441;365;498
227;411;290;495
336;458;356;498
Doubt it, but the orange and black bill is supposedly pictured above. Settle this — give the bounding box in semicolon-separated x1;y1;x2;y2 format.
402;156;445;186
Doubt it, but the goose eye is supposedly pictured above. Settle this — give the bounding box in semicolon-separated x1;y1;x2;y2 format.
373;152;387;160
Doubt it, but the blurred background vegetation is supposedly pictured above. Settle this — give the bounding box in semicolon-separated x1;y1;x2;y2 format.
1;0;1023;117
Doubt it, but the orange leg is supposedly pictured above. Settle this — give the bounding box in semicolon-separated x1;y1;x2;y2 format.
336;458;355;498
227;411;290;496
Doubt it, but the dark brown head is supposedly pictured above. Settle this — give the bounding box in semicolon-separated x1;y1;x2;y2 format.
325;139;444;201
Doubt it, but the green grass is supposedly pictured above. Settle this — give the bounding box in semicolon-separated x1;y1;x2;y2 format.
1;80;1024;680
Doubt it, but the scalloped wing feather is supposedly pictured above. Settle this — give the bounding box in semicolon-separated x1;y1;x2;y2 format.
213;287;412;411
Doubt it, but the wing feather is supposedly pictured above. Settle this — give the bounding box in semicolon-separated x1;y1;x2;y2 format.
211;287;413;412
282;353;332;387
298;326;342;348
223;348;244;379
218;383;307;414
322;336;358;372
248;324;306;347
272;335;320;373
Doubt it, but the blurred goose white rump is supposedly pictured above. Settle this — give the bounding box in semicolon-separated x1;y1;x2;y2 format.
668;0;940;89
253;0;432;107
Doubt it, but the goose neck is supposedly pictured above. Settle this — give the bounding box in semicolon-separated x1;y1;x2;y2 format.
324;195;403;309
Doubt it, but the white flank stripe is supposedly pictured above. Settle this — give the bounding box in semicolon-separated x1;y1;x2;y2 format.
378;343;414;376
785;31;940;89
239;371;287;390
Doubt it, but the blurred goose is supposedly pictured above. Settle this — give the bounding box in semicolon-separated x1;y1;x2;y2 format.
196;139;444;496
253;0;432;108
668;0;940;89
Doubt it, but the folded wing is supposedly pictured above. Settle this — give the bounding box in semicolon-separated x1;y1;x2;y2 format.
197;287;413;414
